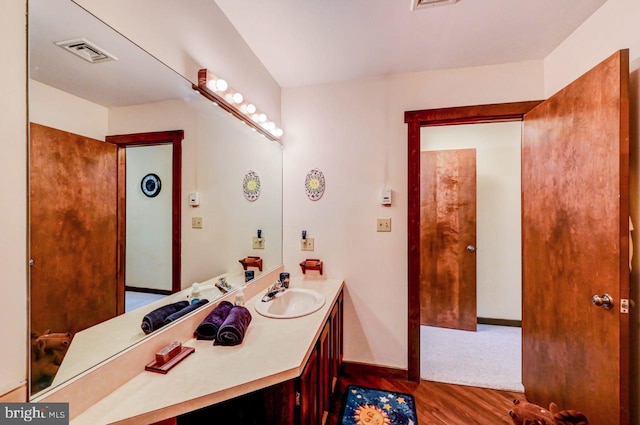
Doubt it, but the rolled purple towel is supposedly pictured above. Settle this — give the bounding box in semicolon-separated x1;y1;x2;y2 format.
163;299;209;325
141;301;190;334
194;301;234;340
214;305;252;346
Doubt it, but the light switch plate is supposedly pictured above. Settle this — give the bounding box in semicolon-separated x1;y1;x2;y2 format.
377;218;391;232
192;217;203;229
252;237;265;249
301;238;314;251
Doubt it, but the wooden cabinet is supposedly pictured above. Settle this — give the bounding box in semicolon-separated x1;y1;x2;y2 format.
177;289;343;425
297;290;343;425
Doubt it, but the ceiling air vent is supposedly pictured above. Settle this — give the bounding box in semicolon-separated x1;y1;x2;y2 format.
411;0;460;10
54;38;118;64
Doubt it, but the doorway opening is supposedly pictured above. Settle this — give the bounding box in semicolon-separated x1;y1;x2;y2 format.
419;121;523;391
106;130;184;313
405;101;541;383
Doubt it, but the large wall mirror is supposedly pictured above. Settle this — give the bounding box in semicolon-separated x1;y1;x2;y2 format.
28;0;283;398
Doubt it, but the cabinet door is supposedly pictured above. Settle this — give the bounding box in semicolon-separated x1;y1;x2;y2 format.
330;292;343;396
318;322;331;425
298;348;319;425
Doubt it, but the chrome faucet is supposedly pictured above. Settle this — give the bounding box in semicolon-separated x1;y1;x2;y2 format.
215;276;234;294
261;279;289;302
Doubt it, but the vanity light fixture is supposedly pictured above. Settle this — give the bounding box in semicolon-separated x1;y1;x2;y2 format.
195;69;284;142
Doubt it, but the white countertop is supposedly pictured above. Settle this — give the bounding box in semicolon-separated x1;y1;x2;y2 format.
70;277;343;425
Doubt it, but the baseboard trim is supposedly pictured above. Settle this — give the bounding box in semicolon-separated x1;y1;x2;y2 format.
477;317;522;327
341;361;408;381
125;286;173;295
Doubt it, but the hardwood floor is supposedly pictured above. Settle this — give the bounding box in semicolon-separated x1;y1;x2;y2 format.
329;372;524;425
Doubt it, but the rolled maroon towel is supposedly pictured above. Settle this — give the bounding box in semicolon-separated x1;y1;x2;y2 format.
214;306;252;346
194;301;234;340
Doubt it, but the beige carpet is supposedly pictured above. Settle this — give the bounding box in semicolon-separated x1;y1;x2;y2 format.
420;324;524;392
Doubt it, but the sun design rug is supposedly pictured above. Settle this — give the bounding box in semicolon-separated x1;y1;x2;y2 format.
339;385;418;425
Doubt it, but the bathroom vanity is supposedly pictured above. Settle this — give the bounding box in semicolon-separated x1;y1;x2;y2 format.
60;274;343;425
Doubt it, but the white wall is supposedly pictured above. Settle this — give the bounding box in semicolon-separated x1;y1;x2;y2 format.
108;97;283;288
544;0;640;416
282;61;543;368
29;80;108;140
126;145;173;291
421;122;522;321
0;0;27;396
74;0;281;124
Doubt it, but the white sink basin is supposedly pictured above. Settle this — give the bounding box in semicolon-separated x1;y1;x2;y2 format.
255;288;325;319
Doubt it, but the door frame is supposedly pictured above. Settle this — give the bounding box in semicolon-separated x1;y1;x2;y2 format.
405;101;541;381
105;130;184;314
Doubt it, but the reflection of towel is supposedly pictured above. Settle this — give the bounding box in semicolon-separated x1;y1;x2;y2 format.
141;301;190;334
163;299;209;325
194;301;234;340
214;306;252;346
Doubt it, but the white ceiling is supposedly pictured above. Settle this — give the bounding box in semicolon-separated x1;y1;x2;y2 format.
30;0;195;107
215;0;608;88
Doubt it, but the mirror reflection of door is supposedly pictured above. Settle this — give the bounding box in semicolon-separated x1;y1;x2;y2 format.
29;123;119;393
124;145;173;311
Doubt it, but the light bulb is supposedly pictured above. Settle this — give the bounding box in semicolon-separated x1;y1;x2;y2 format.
232;92;243;104
206;79;216;91
265;121;276;131
251;114;260;122
258;113;267;123
239;104;248;113
275;128;284;137
246;104;256;114
224;93;234;103
215;79;228;92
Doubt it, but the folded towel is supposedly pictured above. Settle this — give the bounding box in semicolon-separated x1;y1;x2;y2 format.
214;305;252;346
194;301;234;340
163;299;209;325
141;301;190;334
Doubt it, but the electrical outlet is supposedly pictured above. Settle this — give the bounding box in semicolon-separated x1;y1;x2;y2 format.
301;237;315;251
377;218;391;232
252;237;265;249
192;216;203;229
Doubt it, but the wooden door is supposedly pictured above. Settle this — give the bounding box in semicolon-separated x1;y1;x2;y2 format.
522;50;630;425
420;148;477;331
30;123;119;335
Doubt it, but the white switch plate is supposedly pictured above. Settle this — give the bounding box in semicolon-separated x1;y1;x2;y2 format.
301;238;315;251
252;237;265;249
192;217;203;229
377;218;391;232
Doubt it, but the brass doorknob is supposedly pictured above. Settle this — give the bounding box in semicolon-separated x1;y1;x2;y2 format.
466;245;476;252
592;293;614;310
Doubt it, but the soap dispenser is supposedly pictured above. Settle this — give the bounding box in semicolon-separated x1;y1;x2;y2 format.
190;282;201;305
235;287;245;306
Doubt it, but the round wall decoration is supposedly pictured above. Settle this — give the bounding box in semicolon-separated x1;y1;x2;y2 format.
243;170;261;201
141;173;162;198
305;168;325;201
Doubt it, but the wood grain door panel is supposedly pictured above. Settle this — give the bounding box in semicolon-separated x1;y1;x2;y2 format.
522;50;630;425
420;149;477;331
30;123;118;334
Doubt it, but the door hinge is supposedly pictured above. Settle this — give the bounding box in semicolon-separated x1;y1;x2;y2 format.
295;391;301;407
620;299;630;314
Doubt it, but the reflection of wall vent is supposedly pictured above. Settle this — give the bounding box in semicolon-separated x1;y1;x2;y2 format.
54;38;118;64
411;0;460;10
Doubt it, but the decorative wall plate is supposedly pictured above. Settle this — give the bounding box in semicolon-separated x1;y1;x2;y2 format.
305;168;325;201
141;173;162;198
243;170;261;201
